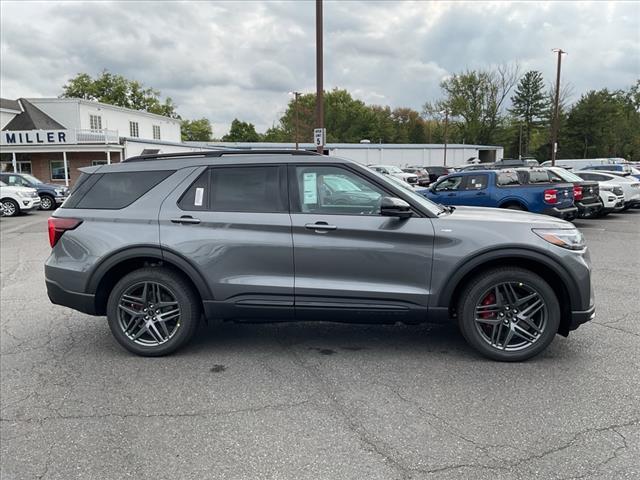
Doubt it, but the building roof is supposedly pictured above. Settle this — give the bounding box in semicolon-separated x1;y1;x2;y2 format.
2;99;66;131
0;98;21;112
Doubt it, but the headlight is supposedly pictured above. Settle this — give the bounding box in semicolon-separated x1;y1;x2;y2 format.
533;228;585;251
55;189;65;195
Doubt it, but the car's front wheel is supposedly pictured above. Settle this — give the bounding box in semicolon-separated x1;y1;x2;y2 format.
39;194;55;210
106;267;201;356
1;199;19;217
457;268;560;361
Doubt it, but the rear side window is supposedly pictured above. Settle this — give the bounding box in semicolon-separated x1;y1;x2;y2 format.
497;172;519;186
527;170;552;183
179;166;286;213
66;171;174;209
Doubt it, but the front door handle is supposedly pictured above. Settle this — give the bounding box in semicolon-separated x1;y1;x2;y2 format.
171;216;201;225
305;222;337;232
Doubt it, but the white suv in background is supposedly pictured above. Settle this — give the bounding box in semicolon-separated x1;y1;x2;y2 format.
575;171;640;210
0;180;41;217
368;164;419;184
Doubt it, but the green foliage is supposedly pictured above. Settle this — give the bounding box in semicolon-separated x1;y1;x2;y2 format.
509;71;548;155
61;70;179;118
222;119;261;142
180;118;213;142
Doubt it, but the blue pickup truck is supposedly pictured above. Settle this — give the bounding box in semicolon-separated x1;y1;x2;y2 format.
421;169;577;219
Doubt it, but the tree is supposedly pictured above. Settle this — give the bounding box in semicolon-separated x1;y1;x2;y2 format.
181;118;213;142
222;119;261;142
61;70;178;118
509;71;547;156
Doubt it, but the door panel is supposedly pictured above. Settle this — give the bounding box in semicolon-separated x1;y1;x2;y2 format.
159;166;294;320
289;164;435;322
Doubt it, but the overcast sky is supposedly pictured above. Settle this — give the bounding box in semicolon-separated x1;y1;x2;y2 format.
1;1;638;136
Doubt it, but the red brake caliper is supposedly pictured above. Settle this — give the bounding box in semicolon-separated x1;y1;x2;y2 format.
480;293;496;319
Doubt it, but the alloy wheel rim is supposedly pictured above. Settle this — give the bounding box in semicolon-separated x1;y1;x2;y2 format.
474;282;547;352
41;197;52;209
117;281;181;346
3;202;16;216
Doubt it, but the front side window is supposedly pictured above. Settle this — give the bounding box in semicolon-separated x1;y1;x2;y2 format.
129;121;139;137
294;166;383;215
153;125;161;140
89;114;102;131
50;160;70;181
463;174;488;190
434;176;463;192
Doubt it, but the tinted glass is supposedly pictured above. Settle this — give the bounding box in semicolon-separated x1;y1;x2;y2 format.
70;171;174;209
497;172;520;186
210;166;285;213
463;174;488;190
435;176;463;192
178;169;210;211
294;166;383;215
526;170;551;183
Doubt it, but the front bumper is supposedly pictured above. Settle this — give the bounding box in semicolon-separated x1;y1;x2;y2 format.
568;304;596;332
54;195;68;205
19;197;41;210
46;279;97;315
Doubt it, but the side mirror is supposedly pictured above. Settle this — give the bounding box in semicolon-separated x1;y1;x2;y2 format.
429;183;437;192
380;196;412;218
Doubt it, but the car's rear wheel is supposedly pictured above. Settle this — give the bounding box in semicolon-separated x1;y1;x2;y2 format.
39;194;54;210
1;199;19;217
503;203;526;211
106;267;201;356
457;268;560;361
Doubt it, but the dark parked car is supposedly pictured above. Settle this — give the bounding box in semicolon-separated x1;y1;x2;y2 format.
45;150;594;361
0;172;69;210
545;167;601;218
422;169;577;219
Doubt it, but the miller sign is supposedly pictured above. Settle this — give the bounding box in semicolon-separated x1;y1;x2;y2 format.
1;129;76;146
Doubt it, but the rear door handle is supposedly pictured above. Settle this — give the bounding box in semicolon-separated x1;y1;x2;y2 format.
305;222;337;232
171;216;201;225
475;192;487;196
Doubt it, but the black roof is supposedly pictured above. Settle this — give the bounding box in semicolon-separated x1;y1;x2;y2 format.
2;99;66;131
0;98;21;111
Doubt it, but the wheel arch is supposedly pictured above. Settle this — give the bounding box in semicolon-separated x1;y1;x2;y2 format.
88;246;212;315
497;198;529;210
439;248;579;336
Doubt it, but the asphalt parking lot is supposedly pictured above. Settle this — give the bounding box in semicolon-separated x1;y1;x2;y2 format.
1;209;639;480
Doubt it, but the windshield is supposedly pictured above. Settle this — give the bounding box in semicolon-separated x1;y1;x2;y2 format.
551;168;582;182
362;166;444;216
629;165;640;175
20;174;43;185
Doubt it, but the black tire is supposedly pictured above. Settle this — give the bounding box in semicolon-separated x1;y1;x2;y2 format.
457;267;560;362
39;194;55;210
503;203;526;211
1;199;19;217
106;267;201;356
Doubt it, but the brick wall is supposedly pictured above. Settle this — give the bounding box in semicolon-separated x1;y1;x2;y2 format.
16;151;122;187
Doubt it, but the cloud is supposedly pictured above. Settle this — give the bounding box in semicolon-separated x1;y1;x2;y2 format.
1;1;638;136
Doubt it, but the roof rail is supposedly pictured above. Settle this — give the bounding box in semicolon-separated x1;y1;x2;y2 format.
123;149;321;163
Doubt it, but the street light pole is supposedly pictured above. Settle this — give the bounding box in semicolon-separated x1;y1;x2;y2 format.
289;91;301;150
442;109;449;166
315;0;324;154
550;48;566;166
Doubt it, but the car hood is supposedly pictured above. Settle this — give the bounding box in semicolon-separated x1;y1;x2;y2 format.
40;183;67;191
0;185;37;194
444;205;573;228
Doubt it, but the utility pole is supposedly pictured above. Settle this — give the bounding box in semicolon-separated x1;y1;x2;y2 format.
315;0;324;154
442;109;449;166
519;122;523;159
289;91;301;150
550;48;566;166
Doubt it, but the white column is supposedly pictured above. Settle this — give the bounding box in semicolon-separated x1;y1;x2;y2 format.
11;152;17;172
63;152;69;187
107;150;111;164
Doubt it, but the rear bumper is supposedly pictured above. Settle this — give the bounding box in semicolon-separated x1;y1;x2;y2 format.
543;205;578;219
568;304;595;332
576;199;602;217
46;279;97;315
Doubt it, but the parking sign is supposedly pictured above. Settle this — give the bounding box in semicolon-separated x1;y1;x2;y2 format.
313;128;325;147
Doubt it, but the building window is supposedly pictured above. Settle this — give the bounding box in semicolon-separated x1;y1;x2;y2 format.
92;160;108;166
89;114;102;131
50;160;71;181
129;121;139;137
153;125;161;140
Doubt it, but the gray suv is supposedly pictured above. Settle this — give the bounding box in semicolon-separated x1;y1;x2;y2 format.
45;150;595;361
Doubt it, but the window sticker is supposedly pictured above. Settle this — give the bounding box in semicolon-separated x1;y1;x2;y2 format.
194;187;204;206
303;172;317;204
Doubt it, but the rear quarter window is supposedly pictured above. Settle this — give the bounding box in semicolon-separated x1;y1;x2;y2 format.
64;170;174;209
497;172;519;186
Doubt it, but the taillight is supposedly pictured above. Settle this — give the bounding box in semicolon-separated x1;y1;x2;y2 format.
573;185;583;201
48;217;82;247
544;189;558;204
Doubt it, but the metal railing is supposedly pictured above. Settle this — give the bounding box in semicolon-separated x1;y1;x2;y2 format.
75;129;119;144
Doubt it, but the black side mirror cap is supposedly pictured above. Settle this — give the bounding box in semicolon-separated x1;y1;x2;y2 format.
380;196;412;218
